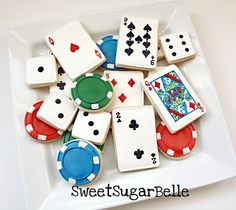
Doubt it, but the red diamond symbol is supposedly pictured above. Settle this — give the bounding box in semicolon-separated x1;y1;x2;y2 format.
128;78;135;87
154;81;160;89
189;102;195;109
111;79;117;86
118;93;127;103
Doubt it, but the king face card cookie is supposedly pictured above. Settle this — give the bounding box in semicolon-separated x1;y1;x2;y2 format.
45;21;105;80
112;106;159;172
116;16;158;70
142;65;206;133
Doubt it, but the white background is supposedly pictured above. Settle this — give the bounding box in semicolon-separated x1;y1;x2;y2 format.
0;0;236;209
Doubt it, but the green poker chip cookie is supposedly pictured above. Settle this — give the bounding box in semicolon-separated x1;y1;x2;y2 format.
63;129;105;152
71;73;113;111
63;129;74;144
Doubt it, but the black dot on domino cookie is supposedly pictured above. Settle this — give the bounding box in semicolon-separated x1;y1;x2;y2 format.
55;99;61;104
83;112;89;116
93;130;99;136
88;121;94;126
38;66;44;72
172;52;177;56
58;113;64;119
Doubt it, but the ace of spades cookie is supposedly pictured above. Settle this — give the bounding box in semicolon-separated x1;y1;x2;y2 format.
45;20;105;80
112;106;159;172
116;16;158;70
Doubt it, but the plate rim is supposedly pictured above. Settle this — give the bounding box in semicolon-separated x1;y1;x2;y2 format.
7;1;236;209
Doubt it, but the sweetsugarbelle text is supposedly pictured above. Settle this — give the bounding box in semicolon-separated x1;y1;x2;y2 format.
71;184;189;201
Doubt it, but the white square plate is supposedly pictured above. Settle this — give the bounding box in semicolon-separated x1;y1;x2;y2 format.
7;1;236;209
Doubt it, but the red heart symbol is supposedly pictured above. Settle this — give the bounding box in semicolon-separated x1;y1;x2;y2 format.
70;43;79;52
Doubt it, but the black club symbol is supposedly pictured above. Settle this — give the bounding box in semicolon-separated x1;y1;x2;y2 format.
129;120;139;130
57;81;66;90
58;67;65;76
134;149;144;159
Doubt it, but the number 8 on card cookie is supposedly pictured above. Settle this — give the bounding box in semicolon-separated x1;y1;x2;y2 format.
142;65;206;133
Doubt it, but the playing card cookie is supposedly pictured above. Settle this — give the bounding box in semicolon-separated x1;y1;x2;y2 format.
104;70;144;112
116;16;158;70
112;106;159;172
156;122;197;159
142;65;206;133
57;139;102;185
71;73;114;112
45;20;105;80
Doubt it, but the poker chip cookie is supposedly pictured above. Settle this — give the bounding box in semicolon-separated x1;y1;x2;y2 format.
57;139;102;185
156;122;197;159
97;35;121;70
24;101;63;142
63;126;74;144
63;125;106;153
71;73;113;112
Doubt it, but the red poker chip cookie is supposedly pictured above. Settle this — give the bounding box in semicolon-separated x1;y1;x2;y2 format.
24;101;63;142
156;122;197;158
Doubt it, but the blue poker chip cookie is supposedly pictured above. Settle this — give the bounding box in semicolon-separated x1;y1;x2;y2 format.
57;139;102;185
97;35;121;70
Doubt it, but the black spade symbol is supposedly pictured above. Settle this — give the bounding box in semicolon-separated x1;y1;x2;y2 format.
126;31;134;38
143;24;152;32
58;67;65;75
126;40;134;47
142;49;150;58
127;22;135;30
143;41;151;48
143;33;151;39
125;48;134;56
135;35;143;43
